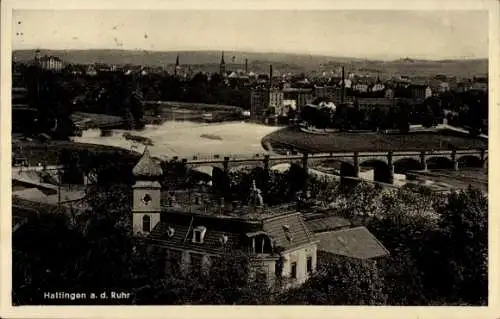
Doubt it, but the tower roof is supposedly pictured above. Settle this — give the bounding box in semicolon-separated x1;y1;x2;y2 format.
132;148;163;179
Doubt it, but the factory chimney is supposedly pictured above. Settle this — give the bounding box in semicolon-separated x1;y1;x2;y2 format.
269;64;273;89
341;66;345;104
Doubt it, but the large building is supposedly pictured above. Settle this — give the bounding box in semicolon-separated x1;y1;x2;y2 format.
250;88;285;120
36;55;64;72
282;88;314;112
130;149;389;287
132;149;319;286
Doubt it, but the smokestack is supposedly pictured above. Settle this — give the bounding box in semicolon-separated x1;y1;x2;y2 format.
245;58;248;74
341;66;345;104
269;64;273;89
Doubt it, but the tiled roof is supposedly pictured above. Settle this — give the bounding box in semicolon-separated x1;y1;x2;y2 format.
132;148;163;178
356;98;398;106
147;211;317;254
12;188;47;202
149;221;242;254
305;216;351;233
315;226;389;259
262;212;317;251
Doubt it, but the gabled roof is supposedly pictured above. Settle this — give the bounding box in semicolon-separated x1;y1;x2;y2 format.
262;212;317;251
315;226;389;259
305;215;351;233
147;210;317;255
12;188;48;202
132;147;163;179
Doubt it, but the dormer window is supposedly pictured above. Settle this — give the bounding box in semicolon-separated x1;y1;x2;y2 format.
142;194;152;205
192;226;207;244
246;232;273;254
219;234;228;246
166;226;175;238
283;225;293;243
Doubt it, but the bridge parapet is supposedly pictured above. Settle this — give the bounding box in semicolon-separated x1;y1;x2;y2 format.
178;148;486;181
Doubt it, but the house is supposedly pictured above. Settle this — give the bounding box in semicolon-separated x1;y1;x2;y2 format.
409;84;432;100
133;149;318;287
282;88;314;112
303;214;389;262
131;149;390;288
372;82;386;92
438;82;450;93
352;82;370;93
250;88;284;120
471;82;488;92
384;88;395;99
315;226;390;262
356;97;400;111
36;55;64;72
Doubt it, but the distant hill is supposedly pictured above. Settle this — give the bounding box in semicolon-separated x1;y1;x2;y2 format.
12;49;488;78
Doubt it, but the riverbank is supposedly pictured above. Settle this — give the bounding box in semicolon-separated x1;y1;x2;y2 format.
262;126;487;153
71;121;283;160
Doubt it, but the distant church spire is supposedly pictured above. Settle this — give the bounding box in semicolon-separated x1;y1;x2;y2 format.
175;53;180;76
220;51;226;75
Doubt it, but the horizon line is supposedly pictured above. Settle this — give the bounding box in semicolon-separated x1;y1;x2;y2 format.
11;48;489;62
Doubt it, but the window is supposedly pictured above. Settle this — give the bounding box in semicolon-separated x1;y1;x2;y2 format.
307;256;313;274
168;250;182;273
194;231;201;243
256;270;267;283
252;235;272;254
166;226;175;238
192;226;207;244
142;215;151;232
190;253;203;270
142;194;152;205
290;262;297;279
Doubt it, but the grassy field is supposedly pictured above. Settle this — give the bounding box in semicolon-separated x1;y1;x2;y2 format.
12;140;140;166
262;127;488;153
71;112;124;129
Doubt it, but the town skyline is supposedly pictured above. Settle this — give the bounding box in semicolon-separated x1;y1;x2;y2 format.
12;10;488;61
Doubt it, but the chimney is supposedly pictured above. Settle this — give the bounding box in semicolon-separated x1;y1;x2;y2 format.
245;58;248;74
219;197;225;214
341;66;345;104
269;64;273;89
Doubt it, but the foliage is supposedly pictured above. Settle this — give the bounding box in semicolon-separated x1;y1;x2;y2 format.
279;257;387;305
434;186;488;305
13;158;488;305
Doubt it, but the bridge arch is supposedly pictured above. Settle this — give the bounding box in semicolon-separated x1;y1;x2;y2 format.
457;155;483;168
359;159;392;184
393;158;423;174
313;159;356;177
426;156;454;170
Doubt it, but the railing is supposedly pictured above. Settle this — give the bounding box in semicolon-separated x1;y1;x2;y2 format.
178;149;486;165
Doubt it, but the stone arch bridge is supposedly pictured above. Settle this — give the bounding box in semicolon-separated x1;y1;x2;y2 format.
170;149;488;185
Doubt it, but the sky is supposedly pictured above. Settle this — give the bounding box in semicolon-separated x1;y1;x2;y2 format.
11;10;489;60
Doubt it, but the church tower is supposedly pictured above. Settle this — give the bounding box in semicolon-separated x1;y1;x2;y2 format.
132;147;163;235
219;51;226;76
174;53;180;76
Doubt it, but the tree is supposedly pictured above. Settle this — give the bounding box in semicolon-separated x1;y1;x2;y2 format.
397;101;411;133
279;257;387;305
434;187;488;305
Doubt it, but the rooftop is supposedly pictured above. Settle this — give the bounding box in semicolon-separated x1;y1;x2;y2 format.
161;191;299;221
132;147;163;178
316;226;389;259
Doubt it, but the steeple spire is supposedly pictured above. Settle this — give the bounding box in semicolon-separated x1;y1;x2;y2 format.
220;51;226;75
175;54;180;76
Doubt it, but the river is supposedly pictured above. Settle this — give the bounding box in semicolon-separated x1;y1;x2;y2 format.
71;120;283;161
